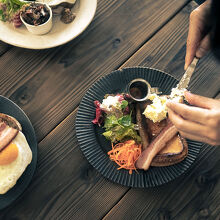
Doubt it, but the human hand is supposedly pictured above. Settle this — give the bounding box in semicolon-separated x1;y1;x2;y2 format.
167;91;220;146
185;0;212;70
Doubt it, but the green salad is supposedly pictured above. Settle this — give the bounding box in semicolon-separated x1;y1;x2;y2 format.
103;114;141;143
92;94;141;143
0;0;27;24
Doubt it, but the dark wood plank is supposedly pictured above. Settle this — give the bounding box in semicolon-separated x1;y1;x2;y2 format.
0;42;11;57
0;1;193;217
1;1;219;219
0;0;130;92
103;145;220;220
102;2;220;219
0;109;129;219
120;3;220;98
0;0;190;141
104;97;220;220
2;115;219;219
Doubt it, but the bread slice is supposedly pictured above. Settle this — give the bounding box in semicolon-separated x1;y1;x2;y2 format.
138;101;188;167
0;113;22;131
151;134;188;166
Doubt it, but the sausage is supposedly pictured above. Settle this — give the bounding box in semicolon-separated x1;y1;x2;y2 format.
0;122;18;151
135;120;178;170
136;103;149;150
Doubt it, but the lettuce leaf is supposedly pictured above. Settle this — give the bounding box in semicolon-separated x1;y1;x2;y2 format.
103;114;140;143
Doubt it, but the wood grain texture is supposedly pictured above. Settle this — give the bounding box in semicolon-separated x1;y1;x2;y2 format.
0;109;129;219
0;0;190;142
0;1;219;220
0;42;11;57
103;145;220;220
121;2;220;98
101;2;220;219
104;4;220;219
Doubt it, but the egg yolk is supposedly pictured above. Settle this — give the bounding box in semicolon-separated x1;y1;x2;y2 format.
0;143;18;165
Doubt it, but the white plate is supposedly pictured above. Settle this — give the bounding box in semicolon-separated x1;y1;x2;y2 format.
0;0;97;49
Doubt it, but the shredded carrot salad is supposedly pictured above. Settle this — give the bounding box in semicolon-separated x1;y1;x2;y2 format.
107;140;142;174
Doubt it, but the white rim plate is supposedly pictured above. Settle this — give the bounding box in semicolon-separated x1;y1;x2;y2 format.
0;0;97;49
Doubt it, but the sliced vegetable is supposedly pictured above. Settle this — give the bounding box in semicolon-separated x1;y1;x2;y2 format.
118;115;131;127
93;94;142;173
103;114;141;143
103;115;118;130
108;140;142;174
92;100;104;126
120;100;128;109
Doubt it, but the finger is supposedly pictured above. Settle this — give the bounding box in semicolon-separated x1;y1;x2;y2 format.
196;34;211;58
166;101;210;124
168;109;219;145
184;91;220;109
185;9;203;70
179;131;215;145
168;108;208;137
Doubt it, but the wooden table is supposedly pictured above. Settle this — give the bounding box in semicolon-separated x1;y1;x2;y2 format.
0;0;220;219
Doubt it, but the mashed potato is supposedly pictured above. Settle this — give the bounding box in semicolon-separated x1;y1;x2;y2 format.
143;94;168;123
143;88;186;123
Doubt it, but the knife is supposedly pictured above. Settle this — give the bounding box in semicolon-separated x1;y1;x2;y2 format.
176;57;199;90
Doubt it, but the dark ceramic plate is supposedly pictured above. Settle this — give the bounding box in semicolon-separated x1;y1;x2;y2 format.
0;96;37;209
76;67;202;188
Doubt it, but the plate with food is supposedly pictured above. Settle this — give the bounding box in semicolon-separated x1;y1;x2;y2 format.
0;95;37;210
76;67;202;188
0;0;97;49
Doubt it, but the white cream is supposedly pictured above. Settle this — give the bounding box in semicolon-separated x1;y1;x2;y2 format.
170;88;186;103
143;89;186;123
100;95;120;112
143;94;168;123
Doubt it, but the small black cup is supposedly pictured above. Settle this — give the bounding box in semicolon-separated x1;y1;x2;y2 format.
127;78;160;102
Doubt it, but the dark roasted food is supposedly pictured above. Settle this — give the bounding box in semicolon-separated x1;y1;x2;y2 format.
136;120;178;170
136;103;149;150
135;99;188;170
21;3;50;26
61;8;75;24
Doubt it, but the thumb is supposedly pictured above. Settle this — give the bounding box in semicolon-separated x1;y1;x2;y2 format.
185;91;215;109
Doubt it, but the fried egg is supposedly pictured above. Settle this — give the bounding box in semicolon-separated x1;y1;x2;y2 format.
0;131;32;194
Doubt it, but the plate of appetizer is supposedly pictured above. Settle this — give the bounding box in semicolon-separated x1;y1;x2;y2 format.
0;0;97;49
76;67;202;188
0;95;37;210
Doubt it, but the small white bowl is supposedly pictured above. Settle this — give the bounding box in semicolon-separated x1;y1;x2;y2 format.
20;3;53;35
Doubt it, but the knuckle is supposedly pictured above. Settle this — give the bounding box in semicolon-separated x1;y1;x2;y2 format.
208;131;219;143
204;111;212;121
207;114;220;128
207;118;216;127
175;119;184;129
190;10;198;20
182;108;189;118
190;8;198;19
209;140;219;146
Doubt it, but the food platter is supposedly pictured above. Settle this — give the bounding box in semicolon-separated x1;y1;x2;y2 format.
0;95;37;210
0;0;97;49
76;67;203;188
